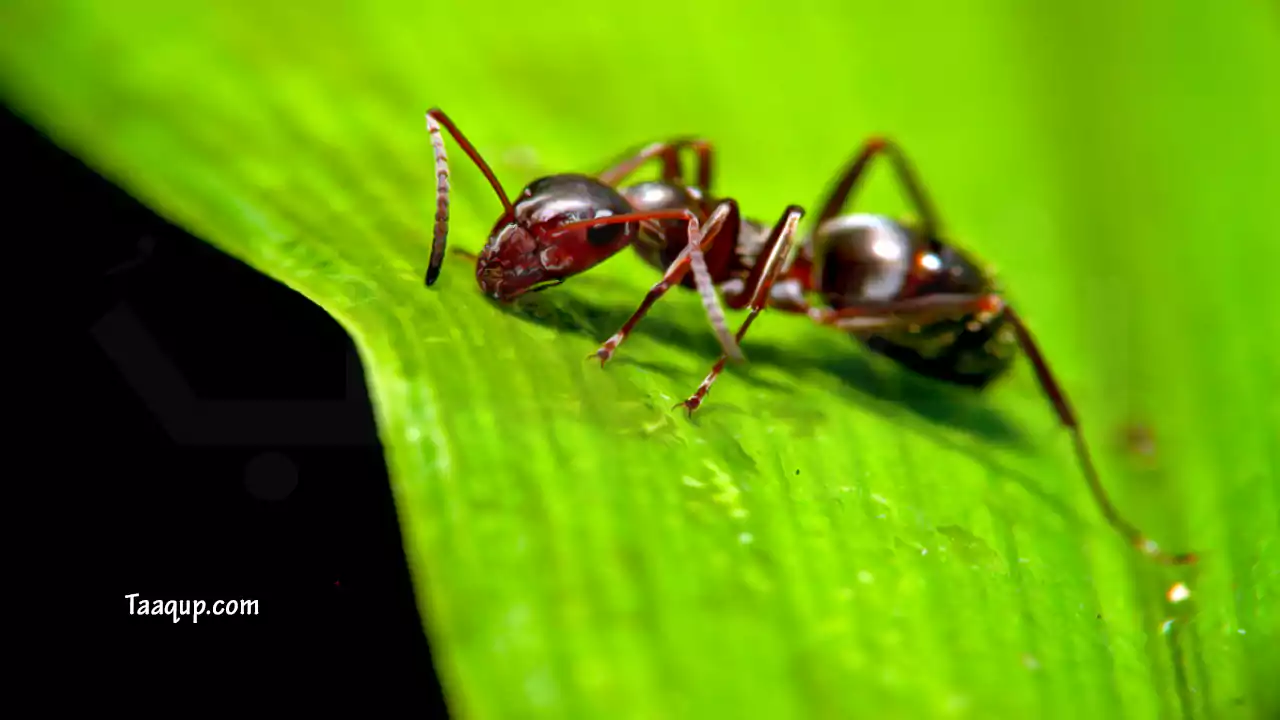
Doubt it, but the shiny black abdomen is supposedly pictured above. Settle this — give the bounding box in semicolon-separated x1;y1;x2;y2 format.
814;214;1017;387
871;243;1016;387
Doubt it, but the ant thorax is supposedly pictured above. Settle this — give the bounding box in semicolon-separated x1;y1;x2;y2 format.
618;180;712;273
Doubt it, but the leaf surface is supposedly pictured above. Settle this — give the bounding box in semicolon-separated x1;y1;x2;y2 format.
8;1;1278;716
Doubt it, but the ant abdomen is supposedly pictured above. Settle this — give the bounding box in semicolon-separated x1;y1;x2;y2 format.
813;214;916;304
813;213;1017;386
861;308;1017;388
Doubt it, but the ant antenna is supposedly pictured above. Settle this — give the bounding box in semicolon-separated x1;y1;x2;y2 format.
425;108;515;286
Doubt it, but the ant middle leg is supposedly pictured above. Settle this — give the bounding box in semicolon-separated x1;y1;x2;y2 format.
677;204;807;415
597;138;714;193
592;201;739;366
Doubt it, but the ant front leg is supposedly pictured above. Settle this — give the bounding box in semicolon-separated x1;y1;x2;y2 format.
678;205;806;415
597;138;714;193
592;201;739;366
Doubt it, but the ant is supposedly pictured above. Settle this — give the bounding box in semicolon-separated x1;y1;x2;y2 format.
671;136;1197;567
423;107;804;377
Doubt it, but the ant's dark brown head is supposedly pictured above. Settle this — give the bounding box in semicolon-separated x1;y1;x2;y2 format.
474;174;636;300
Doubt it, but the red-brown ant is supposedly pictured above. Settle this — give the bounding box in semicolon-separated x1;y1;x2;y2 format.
671;136;1197;566
424;108;804;372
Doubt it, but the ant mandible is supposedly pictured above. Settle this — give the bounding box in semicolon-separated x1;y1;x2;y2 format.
424;107;804;375
673;136;1198;567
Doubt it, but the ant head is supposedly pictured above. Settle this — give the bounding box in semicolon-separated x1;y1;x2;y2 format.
475;174;637;300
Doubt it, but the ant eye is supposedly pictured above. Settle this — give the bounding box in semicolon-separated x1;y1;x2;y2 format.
586;222;624;246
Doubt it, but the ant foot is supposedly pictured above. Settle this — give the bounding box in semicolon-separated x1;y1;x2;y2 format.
589;344;615;367
590;334;624;367
672;395;702;418
1135;537;1200;566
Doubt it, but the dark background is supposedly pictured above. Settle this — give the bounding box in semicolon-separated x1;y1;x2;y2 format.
20;104;445;707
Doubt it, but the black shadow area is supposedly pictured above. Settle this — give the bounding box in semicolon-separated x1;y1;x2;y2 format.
9;104;444;710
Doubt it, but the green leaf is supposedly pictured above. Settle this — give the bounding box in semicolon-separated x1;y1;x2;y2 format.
10;1;1278;716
